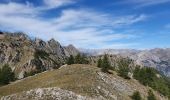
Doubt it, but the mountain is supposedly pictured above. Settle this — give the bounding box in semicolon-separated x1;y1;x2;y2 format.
80;48;170;77
0;32;79;79
0;64;166;100
64;44;80;56
0;32;169;100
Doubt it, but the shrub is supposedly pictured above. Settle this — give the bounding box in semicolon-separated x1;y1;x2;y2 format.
133;67;170;98
96;55;112;73
97;58;102;68
147;90;157;100
0;64;15;85
101;54;111;73
24;71;37;78
74;54;89;64
34;49;49;59
117;58;131;79
131;91;142;100
67;55;75;65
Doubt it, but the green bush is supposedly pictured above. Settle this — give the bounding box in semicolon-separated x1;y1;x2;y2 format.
131;91;142;100
133;67;170;98
74;54;89;64
34;49;49;59
67;55;75;65
0;64;15;85
133;67;157;86
101;54;111;73
96;54;112;73
66;54;89;65
147;90;157;100
97;58;102;68
24;71;37;78
117;58;131;79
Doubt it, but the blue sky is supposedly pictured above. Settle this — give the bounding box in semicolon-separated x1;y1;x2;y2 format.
0;0;170;49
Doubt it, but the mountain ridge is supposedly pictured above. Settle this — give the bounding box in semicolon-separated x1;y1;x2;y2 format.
80;48;170;77
0;64;167;100
0;32;80;79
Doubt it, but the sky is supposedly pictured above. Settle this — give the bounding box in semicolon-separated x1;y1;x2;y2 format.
0;0;170;49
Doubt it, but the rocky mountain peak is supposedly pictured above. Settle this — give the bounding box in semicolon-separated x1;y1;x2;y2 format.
0;32;81;79
64;44;80;56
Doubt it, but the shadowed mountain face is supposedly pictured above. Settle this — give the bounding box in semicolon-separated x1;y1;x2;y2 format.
0;32;79;79
80;48;170;77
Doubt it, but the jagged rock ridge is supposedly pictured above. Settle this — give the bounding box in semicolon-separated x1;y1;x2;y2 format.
0;32;79;79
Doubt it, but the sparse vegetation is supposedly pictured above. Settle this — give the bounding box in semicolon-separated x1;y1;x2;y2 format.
147;90;157;100
117;58;131;79
24;71;39;78
133;67;170;98
97;54;111;73
97;58;102;68
66;54;89;65
0;64;15;86
131;91;142;100
101;54;111;72
34;49;49;60
67;55;75;65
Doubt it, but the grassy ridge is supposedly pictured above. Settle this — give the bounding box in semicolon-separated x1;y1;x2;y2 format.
0;64;98;97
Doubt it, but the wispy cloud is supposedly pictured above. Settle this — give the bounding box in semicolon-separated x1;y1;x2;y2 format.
43;0;76;9
119;0;170;7
0;1;145;49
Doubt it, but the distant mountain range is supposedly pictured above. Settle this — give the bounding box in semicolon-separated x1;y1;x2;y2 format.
0;32;169;100
80;48;170;77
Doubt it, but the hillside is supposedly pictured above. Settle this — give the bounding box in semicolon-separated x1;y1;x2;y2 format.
0;32;79;79
80;48;170;77
0;64;166;100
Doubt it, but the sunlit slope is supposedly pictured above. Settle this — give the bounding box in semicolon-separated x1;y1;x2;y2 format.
0;64;165;100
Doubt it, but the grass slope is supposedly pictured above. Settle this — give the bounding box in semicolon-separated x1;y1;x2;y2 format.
0;64;166;100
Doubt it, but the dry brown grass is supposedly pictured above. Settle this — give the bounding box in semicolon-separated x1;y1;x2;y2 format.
0;64;99;97
0;64;166;100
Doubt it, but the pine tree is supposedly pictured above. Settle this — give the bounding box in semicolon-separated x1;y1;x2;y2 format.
81;54;89;64
97;58;102;68
117;58;130;79
147;90;157;100
0;64;15;85
101;54;111;72
131;91;142;100
67;55;75;65
74;54;89;64
75;54;82;64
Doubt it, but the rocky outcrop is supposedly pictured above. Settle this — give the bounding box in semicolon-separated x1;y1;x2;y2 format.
1;88;91;100
0;32;77;79
64;44;80;56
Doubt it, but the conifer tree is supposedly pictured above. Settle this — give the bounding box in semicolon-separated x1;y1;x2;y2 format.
101;54;111;72
75;54;82;64
67;55;75;65
117;58;130;79
131;91;142;100
147;90;157;100
0;64;15;85
97;58;102;68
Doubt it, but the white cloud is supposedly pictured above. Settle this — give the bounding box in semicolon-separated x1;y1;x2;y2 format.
43;0;76;9
0;2;37;15
119;0;170;7
0;1;145;49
